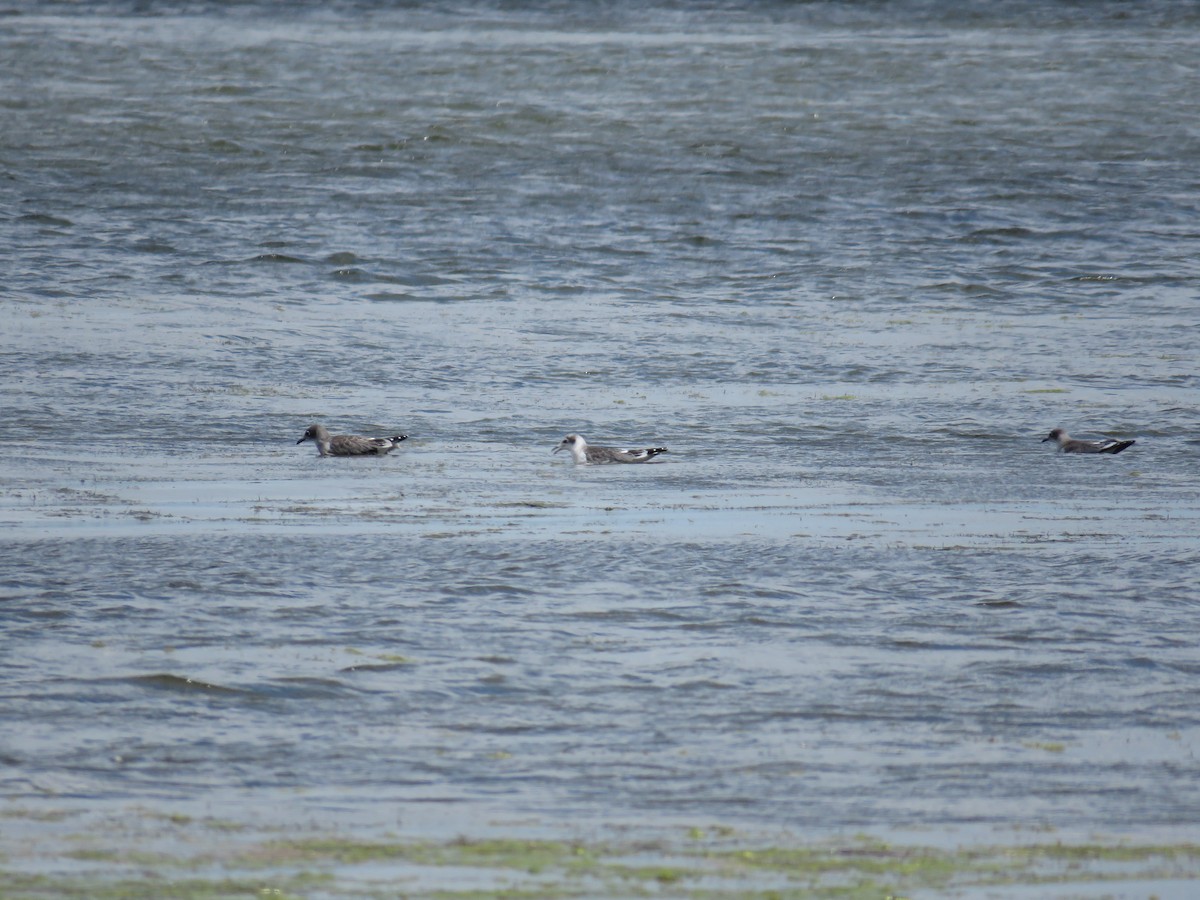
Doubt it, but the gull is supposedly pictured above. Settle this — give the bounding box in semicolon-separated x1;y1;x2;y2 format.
1041;428;1135;455
297;423;408;457
553;433;668;465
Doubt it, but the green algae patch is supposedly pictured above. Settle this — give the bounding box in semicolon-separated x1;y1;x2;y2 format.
258;836;602;877
1022;741;1066;753
224;835;1200;898
6;818;1200;900
1008;841;1200;864
699;842;983;896
0;871;324;900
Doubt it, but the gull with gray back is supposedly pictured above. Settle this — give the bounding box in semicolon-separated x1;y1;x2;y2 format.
297;423;408;457
1042;428;1135;455
553;433;668;464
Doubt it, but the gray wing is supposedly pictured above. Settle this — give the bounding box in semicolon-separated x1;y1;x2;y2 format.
328;434;394;456
583;445;627;463
587;445;667;463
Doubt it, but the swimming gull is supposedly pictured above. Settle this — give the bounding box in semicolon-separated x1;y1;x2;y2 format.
553;433;668;464
1041;428;1135;455
297;423;408;457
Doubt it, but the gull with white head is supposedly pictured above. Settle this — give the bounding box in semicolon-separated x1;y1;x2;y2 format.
553;433;668;465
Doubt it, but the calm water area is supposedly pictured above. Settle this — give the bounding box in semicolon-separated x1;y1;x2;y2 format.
2;0;1200;895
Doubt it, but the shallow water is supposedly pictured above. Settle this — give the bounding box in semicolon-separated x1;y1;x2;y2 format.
2;0;1200;882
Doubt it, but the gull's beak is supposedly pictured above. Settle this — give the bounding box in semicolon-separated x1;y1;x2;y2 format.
1040;436;1052;443
552;444;563;454
297;436;307;444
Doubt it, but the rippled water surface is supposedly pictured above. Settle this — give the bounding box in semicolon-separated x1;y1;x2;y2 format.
3;0;1200;889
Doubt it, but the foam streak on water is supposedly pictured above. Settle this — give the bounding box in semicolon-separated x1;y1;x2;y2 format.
2;0;1199;853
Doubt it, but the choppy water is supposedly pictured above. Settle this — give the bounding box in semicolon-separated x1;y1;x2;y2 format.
3;0;1200;859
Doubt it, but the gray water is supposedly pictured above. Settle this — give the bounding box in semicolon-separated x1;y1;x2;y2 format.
3;0;1200;863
